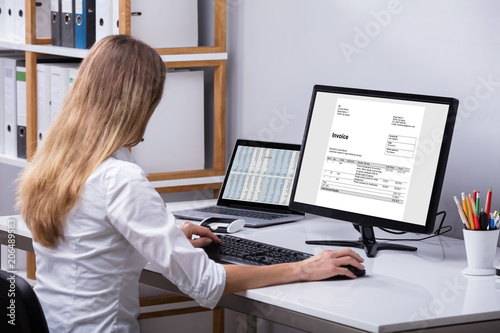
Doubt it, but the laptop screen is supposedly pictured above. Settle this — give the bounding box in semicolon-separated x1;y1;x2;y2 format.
219;140;301;208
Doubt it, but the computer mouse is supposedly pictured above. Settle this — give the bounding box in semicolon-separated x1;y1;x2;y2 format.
200;217;246;233
327;265;366;280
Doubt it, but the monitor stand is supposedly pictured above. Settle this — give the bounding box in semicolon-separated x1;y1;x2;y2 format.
306;224;417;258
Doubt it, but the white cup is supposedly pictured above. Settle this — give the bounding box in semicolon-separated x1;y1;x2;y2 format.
463;229;500;276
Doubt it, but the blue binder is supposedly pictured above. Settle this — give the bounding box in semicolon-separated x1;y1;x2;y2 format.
75;0;95;49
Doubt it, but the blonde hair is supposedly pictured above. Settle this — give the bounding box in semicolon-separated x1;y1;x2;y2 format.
16;35;166;247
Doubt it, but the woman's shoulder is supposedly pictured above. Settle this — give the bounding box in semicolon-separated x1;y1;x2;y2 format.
92;148;148;185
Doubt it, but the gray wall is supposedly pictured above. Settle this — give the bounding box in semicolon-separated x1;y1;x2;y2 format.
226;0;500;241
2;0;500;238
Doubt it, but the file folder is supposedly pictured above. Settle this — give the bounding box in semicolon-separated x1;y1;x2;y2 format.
3;56;24;157
61;0;75;47
95;0;112;43
0;0;7;40
68;67;78;86
5;0;15;42
16;64;26;158
13;0;25;42
130;0;198;48
36;63;52;147
0;52;24;154
50;63;79;121
0;57;5;154
75;0;95;49
51;0;62;46
111;0;118;34
131;70;205;173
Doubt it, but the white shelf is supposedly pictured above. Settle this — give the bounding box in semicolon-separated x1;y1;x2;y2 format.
0;155;29;168
150;176;225;189
0;40;227;62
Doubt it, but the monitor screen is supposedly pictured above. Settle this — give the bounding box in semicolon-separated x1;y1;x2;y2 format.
290;85;458;257
220;142;300;206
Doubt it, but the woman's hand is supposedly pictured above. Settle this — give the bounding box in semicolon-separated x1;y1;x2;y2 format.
297;248;365;280
179;221;222;248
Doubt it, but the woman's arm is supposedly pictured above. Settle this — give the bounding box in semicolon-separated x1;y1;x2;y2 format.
223;248;364;295
179;221;365;296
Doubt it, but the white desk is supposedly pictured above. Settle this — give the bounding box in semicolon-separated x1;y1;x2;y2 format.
2;201;500;333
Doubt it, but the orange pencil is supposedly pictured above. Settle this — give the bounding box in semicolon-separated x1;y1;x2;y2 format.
485;187;492;216
461;192;467;219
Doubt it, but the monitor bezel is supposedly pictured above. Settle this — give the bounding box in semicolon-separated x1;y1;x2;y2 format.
289;85;458;235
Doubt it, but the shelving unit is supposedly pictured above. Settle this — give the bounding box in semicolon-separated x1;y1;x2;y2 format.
1;0;227;193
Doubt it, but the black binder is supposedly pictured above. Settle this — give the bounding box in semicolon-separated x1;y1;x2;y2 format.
51;0;62;46
86;0;96;49
61;0;75;48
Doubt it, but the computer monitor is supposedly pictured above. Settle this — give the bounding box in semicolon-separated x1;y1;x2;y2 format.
289;85;458;257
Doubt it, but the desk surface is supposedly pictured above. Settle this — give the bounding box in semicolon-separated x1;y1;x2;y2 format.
2;201;500;332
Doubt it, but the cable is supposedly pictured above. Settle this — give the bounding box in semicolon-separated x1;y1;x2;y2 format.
376;211;452;242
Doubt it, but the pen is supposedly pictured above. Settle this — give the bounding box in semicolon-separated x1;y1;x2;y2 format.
466;193;475;230
490;213;495;230
479;211;488;230
485;187;492;216
454;196;470;229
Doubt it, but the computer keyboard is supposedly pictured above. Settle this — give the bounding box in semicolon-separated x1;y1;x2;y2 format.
203;234;312;266
195;206;289;220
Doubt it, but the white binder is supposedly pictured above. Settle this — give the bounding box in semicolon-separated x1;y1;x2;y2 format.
4;0;15;42
111;0;118;35
0;58;4;154
37;63;52;147
0;52;23;154
16;64;26;158
13;0;25;42
131;70;205;173
95;0;112;43
68;67;78;87
50;63;78;121
0;0;7;40
3;57;23;157
130;0;198;48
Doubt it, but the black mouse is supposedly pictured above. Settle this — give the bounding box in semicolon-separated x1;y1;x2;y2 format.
327;265;366;280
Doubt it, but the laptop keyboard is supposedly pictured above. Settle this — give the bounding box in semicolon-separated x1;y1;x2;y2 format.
195;206;289;220
204;234;312;266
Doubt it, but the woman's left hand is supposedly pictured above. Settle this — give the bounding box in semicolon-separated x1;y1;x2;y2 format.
179;221;222;248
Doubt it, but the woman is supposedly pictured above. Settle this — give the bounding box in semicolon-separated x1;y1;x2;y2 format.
17;35;364;332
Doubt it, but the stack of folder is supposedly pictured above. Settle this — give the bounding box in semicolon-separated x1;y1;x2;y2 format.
50;0;199;49
1;54;79;159
0;0;51;43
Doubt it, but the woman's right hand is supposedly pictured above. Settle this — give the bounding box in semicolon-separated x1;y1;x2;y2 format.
297;248;365;281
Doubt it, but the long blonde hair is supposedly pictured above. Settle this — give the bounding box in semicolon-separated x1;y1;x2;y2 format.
16;35;166;247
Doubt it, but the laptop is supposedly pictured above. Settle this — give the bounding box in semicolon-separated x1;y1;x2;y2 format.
172;139;306;227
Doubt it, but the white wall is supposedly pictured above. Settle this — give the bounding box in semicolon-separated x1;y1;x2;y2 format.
226;0;500;241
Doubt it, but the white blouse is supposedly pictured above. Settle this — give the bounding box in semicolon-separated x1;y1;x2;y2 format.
33;148;226;333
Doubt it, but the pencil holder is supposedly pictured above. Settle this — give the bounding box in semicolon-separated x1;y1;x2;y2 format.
463;229;500;276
